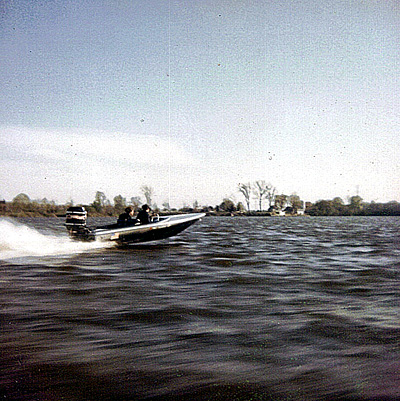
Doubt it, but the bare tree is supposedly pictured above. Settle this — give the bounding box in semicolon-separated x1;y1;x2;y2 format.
140;185;154;206
130;196;141;210
265;184;277;209
238;183;252;211
253;180;269;211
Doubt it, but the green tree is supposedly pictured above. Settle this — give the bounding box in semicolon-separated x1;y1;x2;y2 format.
91;191;109;213
332;197;345;215
333;197;344;206
274;194;288;210
307;200;336;216
219;198;236;213
364;201;400;216
12;193;30;205
288;193;303;211
11;193;31;214
113;195;126;214
236;202;245;213
349;195;363;215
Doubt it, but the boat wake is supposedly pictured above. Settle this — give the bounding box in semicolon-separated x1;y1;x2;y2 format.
0;218;111;260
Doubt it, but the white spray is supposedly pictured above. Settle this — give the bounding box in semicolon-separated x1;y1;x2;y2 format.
0;218;111;260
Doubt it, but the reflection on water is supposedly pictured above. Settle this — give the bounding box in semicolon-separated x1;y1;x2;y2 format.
1;216;399;400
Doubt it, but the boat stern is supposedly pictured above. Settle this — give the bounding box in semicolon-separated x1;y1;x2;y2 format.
65;206;94;241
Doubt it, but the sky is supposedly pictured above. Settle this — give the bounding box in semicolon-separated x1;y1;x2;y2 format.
0;0;399;208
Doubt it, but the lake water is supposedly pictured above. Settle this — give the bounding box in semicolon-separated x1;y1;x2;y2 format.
0;216;399;400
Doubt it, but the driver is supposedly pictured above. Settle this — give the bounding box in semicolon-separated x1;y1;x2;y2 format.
137;204;152;224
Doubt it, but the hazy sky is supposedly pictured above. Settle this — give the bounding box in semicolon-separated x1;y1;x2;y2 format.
1;0;399;208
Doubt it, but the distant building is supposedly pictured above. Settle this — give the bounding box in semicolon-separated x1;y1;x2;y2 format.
284;206;305;215
268;205;285;216
284;206;294;215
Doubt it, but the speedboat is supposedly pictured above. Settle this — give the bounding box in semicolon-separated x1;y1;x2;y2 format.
65;206;205;244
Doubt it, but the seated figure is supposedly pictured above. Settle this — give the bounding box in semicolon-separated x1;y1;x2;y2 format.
136;204;152;224
117;206;135;226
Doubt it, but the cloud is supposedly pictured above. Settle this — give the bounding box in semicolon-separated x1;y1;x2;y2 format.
1;124;399;206
0;126;196;167
0;126;205;205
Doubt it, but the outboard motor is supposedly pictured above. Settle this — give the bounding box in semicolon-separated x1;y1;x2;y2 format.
65;206;92;240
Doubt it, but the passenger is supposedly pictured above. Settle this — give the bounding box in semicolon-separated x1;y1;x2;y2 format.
137;204;152;225
117;206;135;226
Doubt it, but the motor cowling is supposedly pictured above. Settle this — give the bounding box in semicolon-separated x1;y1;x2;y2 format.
65;206;92;240
65;206;87;227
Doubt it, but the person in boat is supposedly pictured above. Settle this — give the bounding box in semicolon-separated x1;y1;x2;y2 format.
136;204;152;225
117;206;135;226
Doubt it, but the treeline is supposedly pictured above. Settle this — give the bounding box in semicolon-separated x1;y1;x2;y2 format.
0;194;66;217
1;191;399;217
306;197;400;216
0;190;213;217
237;181;400;216
238;181;304;212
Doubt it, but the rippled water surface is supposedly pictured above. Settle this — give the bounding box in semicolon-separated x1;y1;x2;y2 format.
1;216;399;400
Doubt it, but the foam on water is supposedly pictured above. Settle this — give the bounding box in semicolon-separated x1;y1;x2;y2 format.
0;218;111;260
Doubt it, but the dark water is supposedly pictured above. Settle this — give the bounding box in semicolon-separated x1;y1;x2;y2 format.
1;216;399;400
